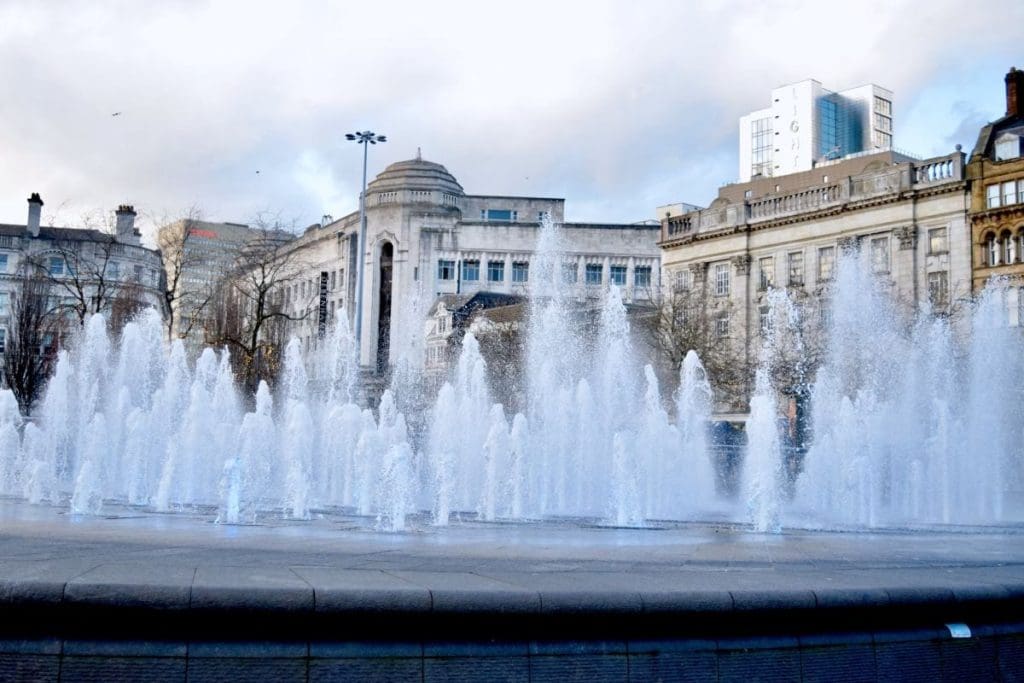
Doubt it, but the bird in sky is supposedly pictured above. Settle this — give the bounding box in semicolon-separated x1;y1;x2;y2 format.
112;112;121;117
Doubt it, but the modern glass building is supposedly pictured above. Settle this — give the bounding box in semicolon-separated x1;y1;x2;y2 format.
737;79;894;182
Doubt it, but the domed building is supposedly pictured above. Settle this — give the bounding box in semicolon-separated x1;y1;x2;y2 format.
276;155;662;373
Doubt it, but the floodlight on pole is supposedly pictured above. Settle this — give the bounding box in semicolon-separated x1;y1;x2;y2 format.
346;130;386;365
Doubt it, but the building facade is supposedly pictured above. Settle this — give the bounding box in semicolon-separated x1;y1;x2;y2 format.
967;67;1024;321
0;194;164;358
659;150;969;410
738;79;895;182
271;156;662;372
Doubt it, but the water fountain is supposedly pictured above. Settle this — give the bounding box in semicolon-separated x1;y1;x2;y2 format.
0;219;1020;531
0;219;1021;678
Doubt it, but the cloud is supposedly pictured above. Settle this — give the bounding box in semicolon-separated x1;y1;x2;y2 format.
0;0;1021;238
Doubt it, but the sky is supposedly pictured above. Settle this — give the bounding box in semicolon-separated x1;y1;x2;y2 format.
0;0;1021;244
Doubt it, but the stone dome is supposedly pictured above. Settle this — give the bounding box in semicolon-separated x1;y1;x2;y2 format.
367;158;465;196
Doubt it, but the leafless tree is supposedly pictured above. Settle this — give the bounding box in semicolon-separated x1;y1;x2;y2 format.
470;305;527;413
155;207;215;342
1;266;62;413
28;210;124;327
203;225;309;394
108;280;151;338
637;284;751;412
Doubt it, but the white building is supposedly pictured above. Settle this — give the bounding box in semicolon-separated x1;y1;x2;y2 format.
272;156;663;372
738;79;895;182
0;193;164;358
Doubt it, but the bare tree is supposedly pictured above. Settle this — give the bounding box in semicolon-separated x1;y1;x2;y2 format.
638;284;751;412
203;228;308;394
470;305;527;413
155;207;215;342
108;279;150;338
1;266;62;413
28;211;123;327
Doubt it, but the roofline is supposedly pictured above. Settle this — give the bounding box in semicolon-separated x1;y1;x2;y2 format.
463;194;565;202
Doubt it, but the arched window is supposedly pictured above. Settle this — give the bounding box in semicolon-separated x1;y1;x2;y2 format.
1003;231;1016;265
987;234;999;266
1018;229;1024;264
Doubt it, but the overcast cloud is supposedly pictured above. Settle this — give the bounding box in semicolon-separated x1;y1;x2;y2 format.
0;0;1021;242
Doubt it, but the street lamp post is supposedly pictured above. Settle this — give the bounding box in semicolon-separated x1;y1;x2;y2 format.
345;130;386;363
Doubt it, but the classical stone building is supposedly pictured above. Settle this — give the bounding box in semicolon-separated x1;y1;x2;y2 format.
658;149;970;410
967;67;1024;320
0;194;165;360
274;156;662;372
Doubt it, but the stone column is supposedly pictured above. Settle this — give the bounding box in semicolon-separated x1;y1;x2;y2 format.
731;254;752;372
894;225;918;310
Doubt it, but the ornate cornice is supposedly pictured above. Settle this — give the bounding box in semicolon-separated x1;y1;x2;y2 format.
972;205;1024;231
894;225;917;250
731;254;751;275
837;235;861;254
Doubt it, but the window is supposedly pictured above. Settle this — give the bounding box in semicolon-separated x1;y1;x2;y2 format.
1004;233;1016;265
788;252;804;286
49;257;64;276
759;306;771;336
561;263;577;284
108;262;121;280
487;260;504;282
133;264;144;282
820;306;833;328
585;263;602;285
462;260;480;281
818;246;835;282
758;257;774;290
484;209;517;222
0;293;7;315
512;261;529;283
714;263;730;296
873;130;892;149
610;265;627;286
715;314;730;338
928;271;949;309
438;260;455;280
673;269;691;291
988;234;999;266
330;271;336;290
634;266;651;287
751;116;773;177
870;237;889;273
995;134;1022;161
0;254;7;273
0;328;5;354
928;227;948;254
987;184;1001;209
1004;181;1018;206
874;96;892;117
537;211;547;222
744;190;753;199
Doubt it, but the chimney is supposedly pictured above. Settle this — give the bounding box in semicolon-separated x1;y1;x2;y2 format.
27;193;43;237
115;204;138;244
1007;66;1024;117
